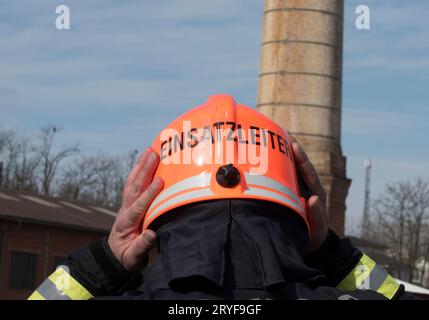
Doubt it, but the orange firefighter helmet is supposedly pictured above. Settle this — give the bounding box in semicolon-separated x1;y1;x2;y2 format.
142;94;308;231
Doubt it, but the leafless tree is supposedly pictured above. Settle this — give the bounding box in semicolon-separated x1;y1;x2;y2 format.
2;125;141;211
415;235;429;287
35;126;79;195
0;128;17;188
13;137;40;191
0;129;39;191
89;151;137;209
368;178;429;285
111;150;139;208
57;156;100;200
58;150;137;209
0;128;11;154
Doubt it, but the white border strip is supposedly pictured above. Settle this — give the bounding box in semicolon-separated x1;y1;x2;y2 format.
146;187;214;222
148;173;211;212
244;187;304;214
245;173;302;205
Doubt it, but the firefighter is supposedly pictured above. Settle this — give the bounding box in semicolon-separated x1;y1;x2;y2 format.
28;95;416;300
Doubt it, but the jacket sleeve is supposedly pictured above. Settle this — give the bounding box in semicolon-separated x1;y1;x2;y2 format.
304;229;410;300
28;237;142;300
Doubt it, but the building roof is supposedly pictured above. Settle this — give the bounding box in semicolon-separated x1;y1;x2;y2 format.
348;235;388;250
0;188;115;233
395;279;429;296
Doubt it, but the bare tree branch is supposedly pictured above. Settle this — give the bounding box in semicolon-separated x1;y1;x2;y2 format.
35;126;79;195
368;178;429;285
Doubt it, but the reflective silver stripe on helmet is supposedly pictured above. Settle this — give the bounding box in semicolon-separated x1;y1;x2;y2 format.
244;173;303;207
146;187;214;222
148;173;212;213
146;171;304;223
244;187;304;214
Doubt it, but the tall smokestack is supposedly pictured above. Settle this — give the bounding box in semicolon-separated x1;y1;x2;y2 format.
257;0;350;236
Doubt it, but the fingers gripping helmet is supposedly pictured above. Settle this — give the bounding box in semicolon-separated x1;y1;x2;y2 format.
142;94;308;231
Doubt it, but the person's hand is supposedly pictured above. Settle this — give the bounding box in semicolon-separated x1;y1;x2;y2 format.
108;147;163;273
291;140;329;254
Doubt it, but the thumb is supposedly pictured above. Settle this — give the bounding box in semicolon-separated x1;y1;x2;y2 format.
306;195;329;254
308;194;321;211
307;195;327;226
122;230;157;272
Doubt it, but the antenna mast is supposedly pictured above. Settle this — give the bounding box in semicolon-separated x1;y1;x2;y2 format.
362;158;372;236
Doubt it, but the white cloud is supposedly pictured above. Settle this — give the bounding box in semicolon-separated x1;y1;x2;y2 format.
0;86;20;112
0;0;261;117
344;0;429;70
346;56;429;70
343;107;428;137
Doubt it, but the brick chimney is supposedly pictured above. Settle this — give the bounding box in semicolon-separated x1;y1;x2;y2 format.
257;0;351;236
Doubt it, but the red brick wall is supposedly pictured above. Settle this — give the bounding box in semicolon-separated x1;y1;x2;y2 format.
0;219;107;300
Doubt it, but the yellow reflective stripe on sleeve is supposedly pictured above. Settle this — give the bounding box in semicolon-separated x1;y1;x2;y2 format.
336;254;401;299
337;254;376;291
28;291;46;300
48;266;94;300
28;265;94;300
377;275;400;300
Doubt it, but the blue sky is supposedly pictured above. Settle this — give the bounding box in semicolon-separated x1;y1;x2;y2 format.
1;0;428;234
